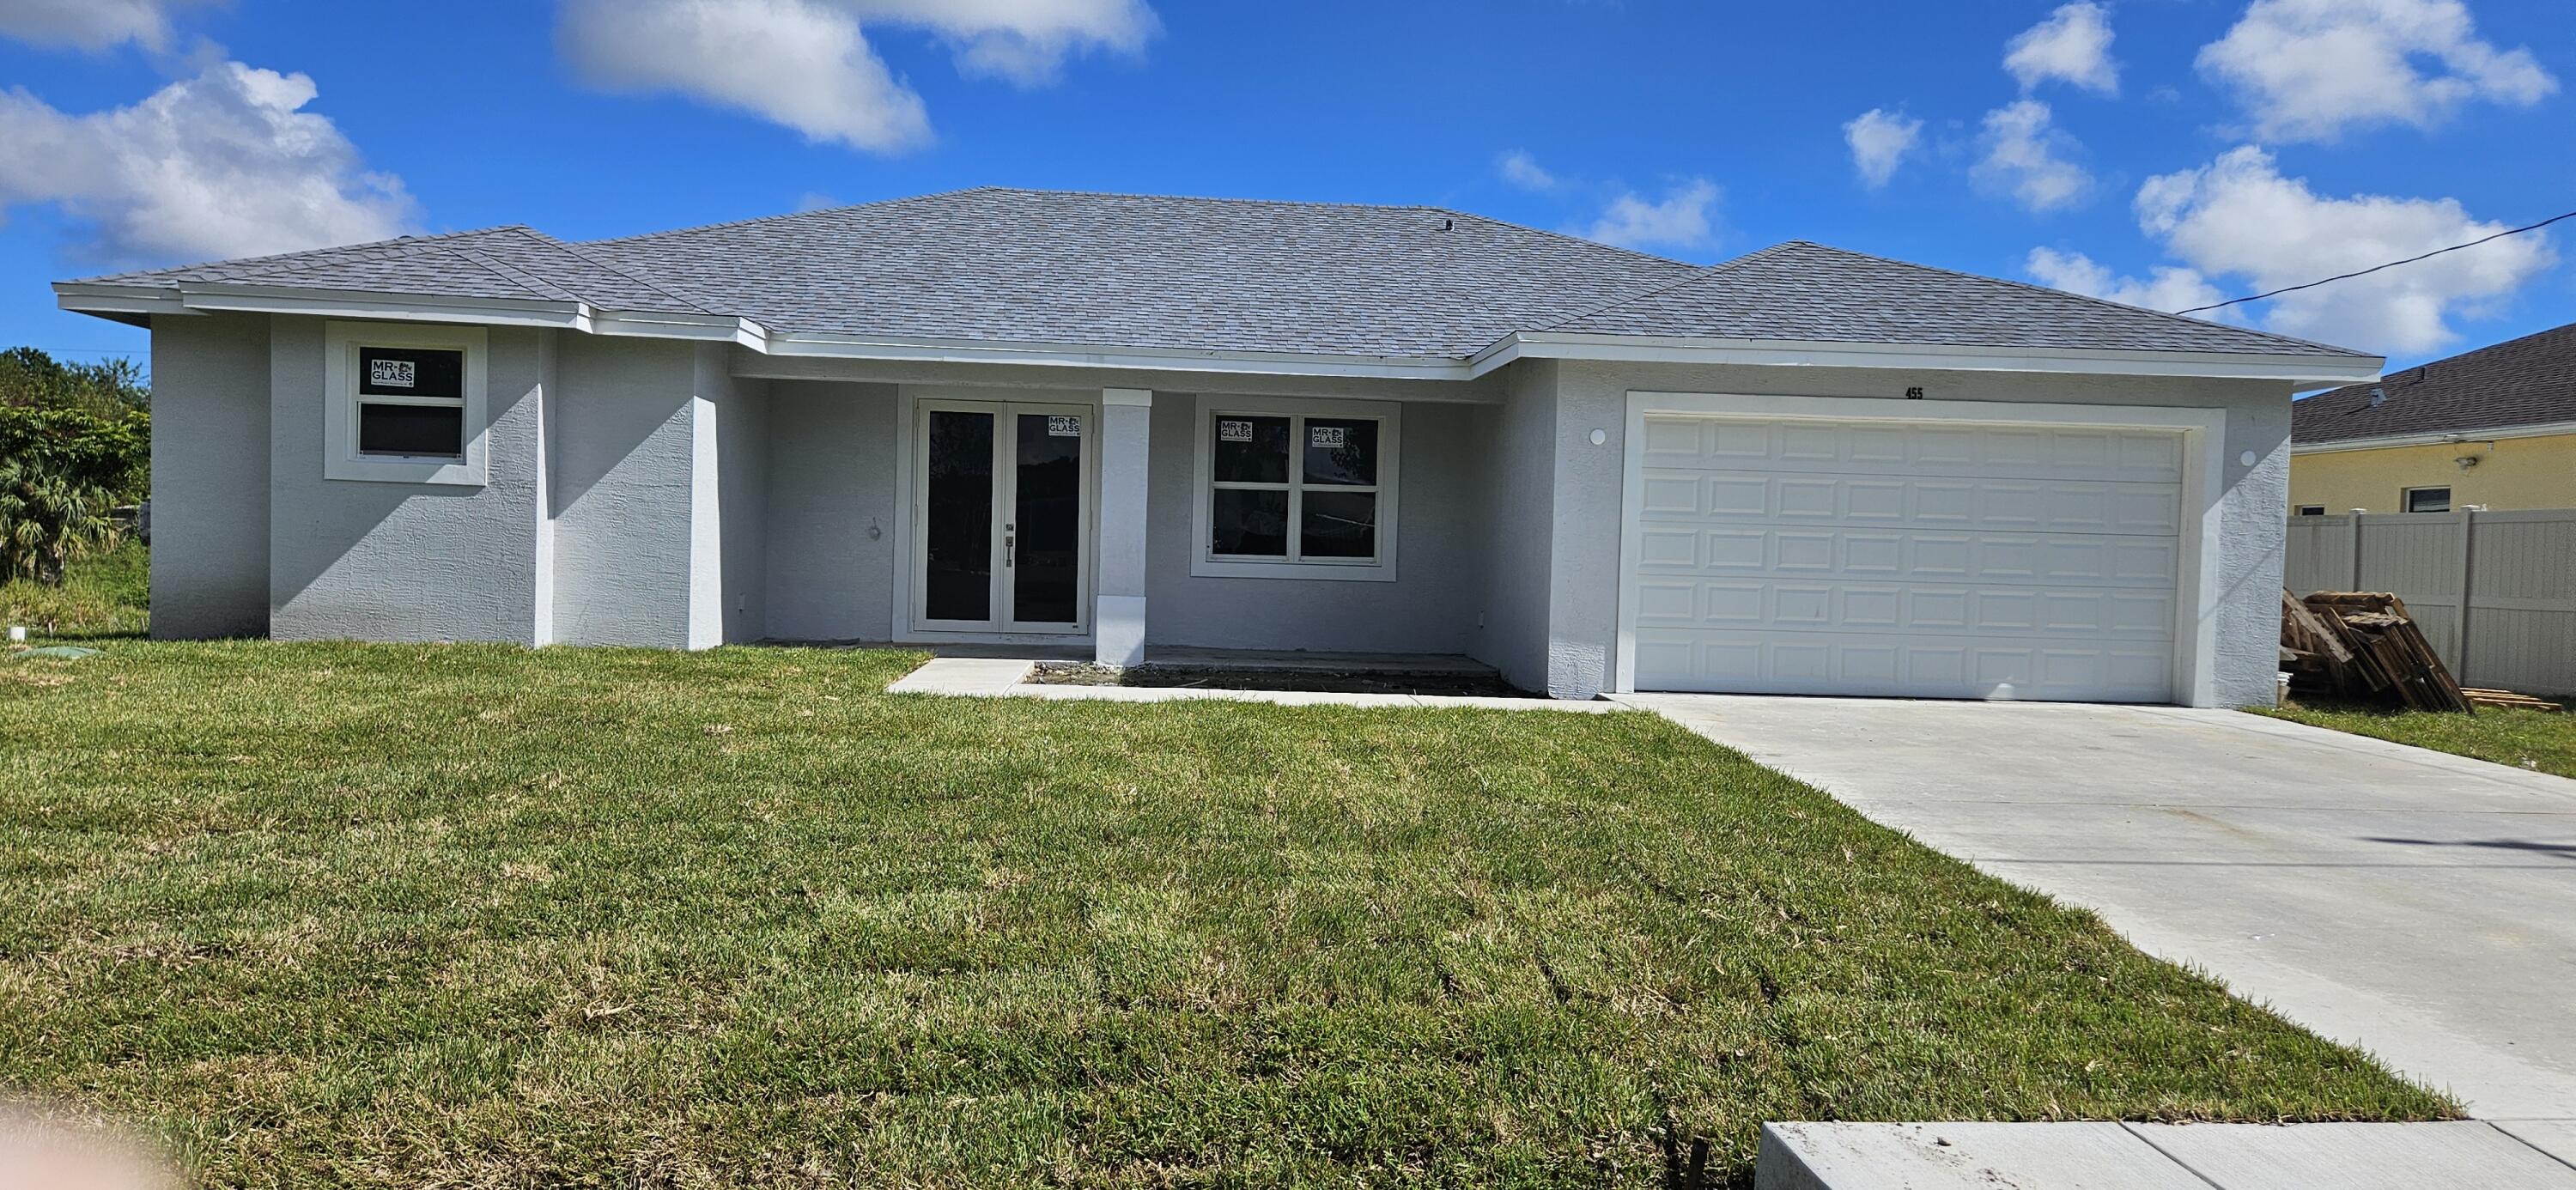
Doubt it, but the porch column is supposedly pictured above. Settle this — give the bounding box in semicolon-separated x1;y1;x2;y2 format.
1096;387;1153;666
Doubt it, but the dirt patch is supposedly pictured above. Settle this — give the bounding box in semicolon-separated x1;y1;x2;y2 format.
1028;663;1540;699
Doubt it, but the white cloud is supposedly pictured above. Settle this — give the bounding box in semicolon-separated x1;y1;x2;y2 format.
0;61;414;264
1582;179;1722;252
2197;0;2556;142
0;0;209;52
2005;2;2119;94
556;0;1157;152
1842;108;1922;188
848;0;1157;86
1496;149;1558;191
1973;100;2092;212
2026;247;2231;317
2131;146;2555;352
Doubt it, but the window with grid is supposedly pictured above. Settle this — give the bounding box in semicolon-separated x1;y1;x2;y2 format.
1206;410;1386;566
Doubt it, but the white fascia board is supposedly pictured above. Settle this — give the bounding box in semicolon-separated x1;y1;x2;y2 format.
170;283;592;330
2291;419;2576;454
593;309;769;349
55;282;194;318
760;331;1471;380
1473;331;2386;385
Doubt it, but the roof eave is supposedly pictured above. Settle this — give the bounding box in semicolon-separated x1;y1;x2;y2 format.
1473;331;2385;386
55;281;769;348
753;331;1471;380
2292;419;2576;453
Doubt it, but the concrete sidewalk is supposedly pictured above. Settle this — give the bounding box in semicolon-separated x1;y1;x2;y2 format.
1624;693;2576;1126
1758;1121;2576;1188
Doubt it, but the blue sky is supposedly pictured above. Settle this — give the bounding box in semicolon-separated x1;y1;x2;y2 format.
2;0;2567;379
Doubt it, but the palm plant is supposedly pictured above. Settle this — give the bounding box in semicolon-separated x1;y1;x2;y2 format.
0;458;120;586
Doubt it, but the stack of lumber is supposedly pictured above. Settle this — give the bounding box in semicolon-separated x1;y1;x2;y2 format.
2278;590;2475;713
2460;688;2564;713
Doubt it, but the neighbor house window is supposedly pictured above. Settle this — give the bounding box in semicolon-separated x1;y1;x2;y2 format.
2404;487;2451;513
2295;505;2327;516
324;322;488;486
1192;397;1399;581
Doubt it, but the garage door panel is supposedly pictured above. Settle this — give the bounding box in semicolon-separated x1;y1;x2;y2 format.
1632;628;2174;701
1638;468;2181;535
1637;417;2186;483
1628;411;2187;702
1631;576;2176;639
1630;525;2180;590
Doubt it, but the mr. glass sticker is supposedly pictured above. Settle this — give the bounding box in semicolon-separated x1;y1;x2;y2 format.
369;358;416;389
1218;419;1254;443
1047;416;1082;437
1309;425;1348;448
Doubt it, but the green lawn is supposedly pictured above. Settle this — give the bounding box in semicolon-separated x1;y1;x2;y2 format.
1;538;148;640
2;643;2448;1187
2256;698;2576;780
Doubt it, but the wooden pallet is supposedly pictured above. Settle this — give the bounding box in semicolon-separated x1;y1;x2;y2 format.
2278;590;2475;713
2461;688;2565;713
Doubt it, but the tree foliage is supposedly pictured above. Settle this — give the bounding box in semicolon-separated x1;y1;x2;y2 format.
0;347;150;586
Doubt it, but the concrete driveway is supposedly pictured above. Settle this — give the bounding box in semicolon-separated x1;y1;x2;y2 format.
1619;694;2576;1126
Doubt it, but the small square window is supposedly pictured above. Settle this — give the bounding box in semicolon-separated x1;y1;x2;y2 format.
2405;487;2451;513
325;323;485;486
2295;505;2326;516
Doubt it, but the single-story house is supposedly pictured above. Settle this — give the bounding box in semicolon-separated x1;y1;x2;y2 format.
2291;320;2576;515
58;187;2380;704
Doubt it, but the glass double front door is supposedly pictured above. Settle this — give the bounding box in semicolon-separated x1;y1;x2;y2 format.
916;402;1089;633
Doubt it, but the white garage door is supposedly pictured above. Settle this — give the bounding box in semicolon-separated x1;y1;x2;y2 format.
1625;413;2185;702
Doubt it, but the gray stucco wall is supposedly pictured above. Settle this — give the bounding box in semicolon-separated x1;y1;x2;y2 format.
1144;393;1490;655
762;380;899;641
1533;359;2293;705
268;317;550;644
550;336;708;647
1471;361;1561;693
147;313;273;640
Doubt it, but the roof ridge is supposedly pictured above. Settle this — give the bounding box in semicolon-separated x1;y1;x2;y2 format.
73;226;534;285
444;242;580;303
1810;240;2374;359
1521;241;1801;335
582;185;1699;271
511;228;722;314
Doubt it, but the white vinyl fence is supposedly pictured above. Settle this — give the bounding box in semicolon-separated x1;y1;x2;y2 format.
2285;508;2576;695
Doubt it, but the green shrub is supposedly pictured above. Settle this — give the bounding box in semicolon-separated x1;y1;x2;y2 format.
0;348;149;586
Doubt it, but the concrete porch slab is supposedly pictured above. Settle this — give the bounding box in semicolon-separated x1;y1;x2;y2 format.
885;656;1613;712
1757;1121;2576;1188
2130;1120;2576;1187
884;657;1031;695
2496;1120;2576;1169
1755;1122;2203;1189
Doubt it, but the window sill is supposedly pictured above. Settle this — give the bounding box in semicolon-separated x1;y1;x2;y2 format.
1190;557;1396;583
325;456;486;486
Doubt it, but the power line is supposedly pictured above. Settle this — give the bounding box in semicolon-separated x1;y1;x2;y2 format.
2174;207;2576;316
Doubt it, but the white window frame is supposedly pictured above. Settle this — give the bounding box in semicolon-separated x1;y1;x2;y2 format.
323;320;488;486
2403;485;2452;513
1190;395;1400;582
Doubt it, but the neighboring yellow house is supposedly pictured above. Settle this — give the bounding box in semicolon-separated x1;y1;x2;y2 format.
2290;321;2576;514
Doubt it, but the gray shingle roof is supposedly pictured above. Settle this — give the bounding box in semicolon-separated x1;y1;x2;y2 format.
67;187;2367;362
76;226;714;314
2293;321;2576;444
580;187;1695;357
1547;241;2371;358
